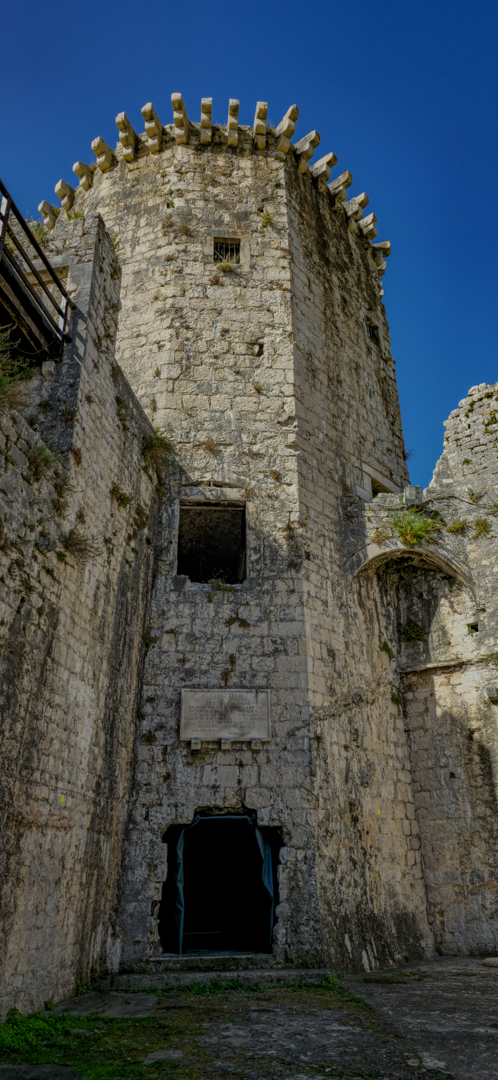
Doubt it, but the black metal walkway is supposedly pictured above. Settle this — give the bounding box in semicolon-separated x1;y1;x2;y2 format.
0;178;73;361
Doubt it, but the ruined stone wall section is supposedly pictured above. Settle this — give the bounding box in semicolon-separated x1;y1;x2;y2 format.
348;380;498;954
0;215;158;1016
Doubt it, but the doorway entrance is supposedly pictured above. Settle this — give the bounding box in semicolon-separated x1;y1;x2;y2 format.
159;814;277;954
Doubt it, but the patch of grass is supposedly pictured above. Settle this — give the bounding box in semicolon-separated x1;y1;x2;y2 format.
208;577;236;596
484;652;498;666
0;331;34;409
473;517;490;538
28;219;49;247
372;524;393;545
27;445;59;482
391;509;440;546
391;692;403;706
467;487;484;503
110;484;132;509
217;259;237;273
401;618;426;642
178;222;192;235
380;641;395;659
253;381;264;394
62;529;101;563
462;457;471;464
66;210;85;220
261;212;274;226
270;175;281;187
142;428;175;471
52;473;73;517
446;519;467;533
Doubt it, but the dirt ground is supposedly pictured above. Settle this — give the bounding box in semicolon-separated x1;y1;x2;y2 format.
0;958;497;1080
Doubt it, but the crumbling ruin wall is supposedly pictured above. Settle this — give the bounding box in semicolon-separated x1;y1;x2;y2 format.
349;380;498;955
0;214;158;1016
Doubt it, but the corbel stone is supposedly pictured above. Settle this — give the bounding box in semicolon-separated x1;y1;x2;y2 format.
358;212;378;240
226;99;239;147
141;102;163;154
293;130;320;173
54;179;76;213
343;192;369;221
171;93;188;145
253;101;268;150
91;136;114;172
327;170;353;202
73;161;94;191
38;201;58;231
309;151;338;185
377;261;387;277
371;240;391;265
115;112;137;162
200;98;212;145
274;104;299;154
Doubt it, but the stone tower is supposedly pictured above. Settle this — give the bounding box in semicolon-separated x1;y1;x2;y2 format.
62;93;427;970
1;92;497;1015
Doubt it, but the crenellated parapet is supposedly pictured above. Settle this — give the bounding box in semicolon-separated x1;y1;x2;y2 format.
36;91;390;291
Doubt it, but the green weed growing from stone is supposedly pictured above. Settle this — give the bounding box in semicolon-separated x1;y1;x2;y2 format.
391;509;440;545
473;517;491;538
27;445;59;482
446;519;467;533
467;487;484;503
110;484;132;509
0;331;34;409
380;641;395;659
62;529;101;563
142;428;175;471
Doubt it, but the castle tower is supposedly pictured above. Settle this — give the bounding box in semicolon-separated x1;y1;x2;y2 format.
1;93;498;1015
44;93;438;971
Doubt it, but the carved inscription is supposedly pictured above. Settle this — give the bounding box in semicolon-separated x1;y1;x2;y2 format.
180;689;270;743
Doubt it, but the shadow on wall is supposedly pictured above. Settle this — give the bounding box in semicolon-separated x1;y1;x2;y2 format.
375;555;498;955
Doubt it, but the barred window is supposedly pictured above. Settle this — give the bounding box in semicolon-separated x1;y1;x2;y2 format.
214;238;240;265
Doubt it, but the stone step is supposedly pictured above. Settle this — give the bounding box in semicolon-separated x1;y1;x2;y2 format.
93;966;332;993
118;952;279;974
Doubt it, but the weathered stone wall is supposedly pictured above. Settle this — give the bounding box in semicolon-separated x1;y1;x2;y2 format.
0;214;158;1016
49;107;439;973
3;97;495;1003
350;380;498;955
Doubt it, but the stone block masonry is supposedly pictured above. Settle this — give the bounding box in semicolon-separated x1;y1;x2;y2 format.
1;92;497;1013
0;214;160;1016
47;96;432;975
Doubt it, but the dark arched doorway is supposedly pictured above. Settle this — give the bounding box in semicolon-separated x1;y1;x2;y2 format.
159;814;277;954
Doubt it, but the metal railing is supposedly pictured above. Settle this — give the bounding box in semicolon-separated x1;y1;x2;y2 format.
0;178;74;360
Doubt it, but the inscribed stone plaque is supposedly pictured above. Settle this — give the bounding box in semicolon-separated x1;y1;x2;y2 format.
180;689;270;743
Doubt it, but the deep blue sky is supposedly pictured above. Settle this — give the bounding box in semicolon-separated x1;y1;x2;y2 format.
2;0;496;487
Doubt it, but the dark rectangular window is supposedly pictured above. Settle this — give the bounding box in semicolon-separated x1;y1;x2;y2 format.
177;503;246;583
214;238;240;265
367;323;379;343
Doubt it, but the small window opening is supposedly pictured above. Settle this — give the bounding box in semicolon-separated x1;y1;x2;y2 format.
367;323;380;343
177;502;246;583
371;477;392;496
214;238;240;265
467;622;479;635
158;815;282;955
